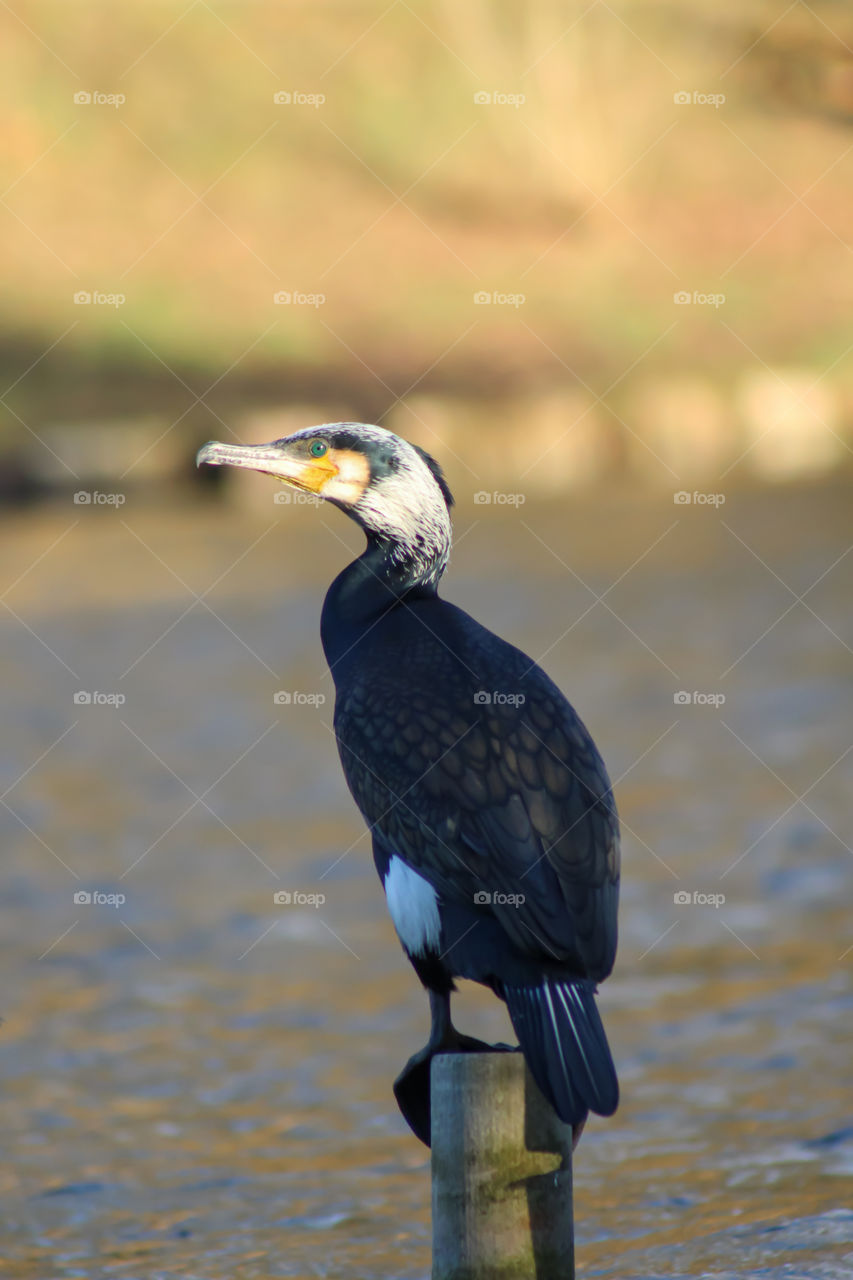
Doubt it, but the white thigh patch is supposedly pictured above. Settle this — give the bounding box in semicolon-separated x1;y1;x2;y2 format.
384;856;441;956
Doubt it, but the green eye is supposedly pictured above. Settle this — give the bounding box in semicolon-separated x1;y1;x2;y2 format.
309;440;328;458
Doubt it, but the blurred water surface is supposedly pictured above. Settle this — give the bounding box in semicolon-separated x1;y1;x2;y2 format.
1;479;851;1279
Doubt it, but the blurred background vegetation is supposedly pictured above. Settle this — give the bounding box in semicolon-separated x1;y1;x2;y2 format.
2;0;853;491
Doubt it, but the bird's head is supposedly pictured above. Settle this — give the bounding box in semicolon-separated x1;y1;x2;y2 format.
197;423;454;589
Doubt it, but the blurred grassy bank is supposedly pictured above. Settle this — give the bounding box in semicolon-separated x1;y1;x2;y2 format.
2;1;853;480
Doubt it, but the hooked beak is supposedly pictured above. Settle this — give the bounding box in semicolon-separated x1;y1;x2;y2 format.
196;439;338;495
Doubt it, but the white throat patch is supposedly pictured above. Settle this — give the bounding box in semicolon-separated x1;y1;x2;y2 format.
384;856;442;956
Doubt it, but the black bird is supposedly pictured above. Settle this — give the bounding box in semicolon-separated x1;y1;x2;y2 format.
197;424;620;1145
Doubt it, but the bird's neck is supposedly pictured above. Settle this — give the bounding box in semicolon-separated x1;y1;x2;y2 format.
320;532;446;673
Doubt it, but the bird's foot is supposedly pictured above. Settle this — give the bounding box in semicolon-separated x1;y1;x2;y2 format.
393;1032;518;1147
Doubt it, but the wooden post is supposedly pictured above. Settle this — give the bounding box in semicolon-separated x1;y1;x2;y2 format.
431;1052;574;1280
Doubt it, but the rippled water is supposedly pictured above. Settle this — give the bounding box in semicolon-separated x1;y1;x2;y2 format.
1;479;851;1278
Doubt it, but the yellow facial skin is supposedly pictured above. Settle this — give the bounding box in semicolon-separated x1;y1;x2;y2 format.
270;448;339;495
319;449;370;506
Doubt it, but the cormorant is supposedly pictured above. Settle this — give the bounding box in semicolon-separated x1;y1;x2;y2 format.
197;424;619;1146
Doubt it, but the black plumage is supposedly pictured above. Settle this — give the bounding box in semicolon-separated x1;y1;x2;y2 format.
197;423;620;1145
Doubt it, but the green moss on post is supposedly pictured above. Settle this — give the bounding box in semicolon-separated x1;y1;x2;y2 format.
431;1052;574;1280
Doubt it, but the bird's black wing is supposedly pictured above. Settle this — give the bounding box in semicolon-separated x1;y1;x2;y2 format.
332;599;619;981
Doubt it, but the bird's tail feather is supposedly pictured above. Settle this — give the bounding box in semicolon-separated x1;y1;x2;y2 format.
503;979;619;1125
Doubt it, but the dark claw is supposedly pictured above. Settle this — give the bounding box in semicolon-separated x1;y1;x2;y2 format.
393;1038;518;1147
